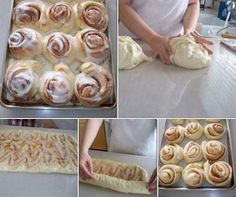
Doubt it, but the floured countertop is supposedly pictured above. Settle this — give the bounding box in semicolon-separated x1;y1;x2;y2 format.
119;38;236;118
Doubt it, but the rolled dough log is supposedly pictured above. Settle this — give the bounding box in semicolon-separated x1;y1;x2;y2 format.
80;158;151;194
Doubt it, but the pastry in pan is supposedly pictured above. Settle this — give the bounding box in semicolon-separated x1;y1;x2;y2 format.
185;121;203;140
184;141;203;163
160;144;183;164
204;123;225;140
0;129;77;174
164;126;185;144
171;119;185;126
80;158;150;194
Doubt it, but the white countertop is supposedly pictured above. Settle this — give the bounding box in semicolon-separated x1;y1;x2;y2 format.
79;150;157;197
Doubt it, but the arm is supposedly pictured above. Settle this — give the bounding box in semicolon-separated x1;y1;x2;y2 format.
119;0;172;64
79;119;103;180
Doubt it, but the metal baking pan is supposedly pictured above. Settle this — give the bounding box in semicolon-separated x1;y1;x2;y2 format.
0;0;117;110
159;119;236;191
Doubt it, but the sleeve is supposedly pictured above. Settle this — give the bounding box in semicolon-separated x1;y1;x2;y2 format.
189;0;198;5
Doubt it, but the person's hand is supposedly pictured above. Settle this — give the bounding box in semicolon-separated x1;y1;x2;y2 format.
149;35;172;64
147;168;157;193
79;151;95;180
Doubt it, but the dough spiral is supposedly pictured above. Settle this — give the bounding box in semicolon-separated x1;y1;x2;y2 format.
160;144;183;164
164;126;185;144
184;141;203;163
185;121;203;140
204;123;225;140
159;165;183;186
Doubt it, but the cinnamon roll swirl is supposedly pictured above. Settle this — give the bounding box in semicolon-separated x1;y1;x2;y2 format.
39;64;75;106
8;28;43;59
204;161;232;186
76;1;108;32
43;32;75;63
184;141;203;163
204;123;225;140
164;126;185;144
74;62;113;106
76;28;110;64
201;140;226;164
160;144;183;164
185;121;203;140
171;119;185;126
159;165;183;186
4;60;42;100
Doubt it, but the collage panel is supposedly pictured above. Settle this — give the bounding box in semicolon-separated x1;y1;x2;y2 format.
158;119;235;197
0;119;77;197
79;119;157;197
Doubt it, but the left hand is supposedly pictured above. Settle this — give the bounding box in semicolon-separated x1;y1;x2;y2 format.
147;168;157;193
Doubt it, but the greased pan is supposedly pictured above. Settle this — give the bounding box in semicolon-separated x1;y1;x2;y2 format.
159;119;236;191
0;0;117;110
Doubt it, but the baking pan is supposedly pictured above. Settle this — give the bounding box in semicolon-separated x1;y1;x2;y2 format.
0;0;117;110
159;119;236;191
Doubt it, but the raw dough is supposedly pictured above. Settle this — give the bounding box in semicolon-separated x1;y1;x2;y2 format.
170;34;211;69
80;158;150;194
119;36;152;70
0;129;77;174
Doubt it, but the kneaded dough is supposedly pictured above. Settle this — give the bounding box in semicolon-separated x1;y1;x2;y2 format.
119;36;152;70
80;158;150;194
170;34;211;69
0;129;77;174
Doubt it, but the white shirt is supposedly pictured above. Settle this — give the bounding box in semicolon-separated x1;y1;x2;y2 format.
105;119;156;157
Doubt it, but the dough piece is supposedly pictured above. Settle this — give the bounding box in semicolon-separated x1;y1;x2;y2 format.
182;162;205;188
0;129;77;174
119;36;152;70
201;140;226;164
204;123;225;140
170;34;211;69
185;121;203;140
164;126;185;144
206;119;223;123
80;159;150;194
204;161;232;186
184;141;203;163
159;164;183;186
160;144;183;164
171;119;185;126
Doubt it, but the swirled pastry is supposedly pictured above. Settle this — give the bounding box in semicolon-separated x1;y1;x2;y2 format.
76;28;110;64
159;165;183;186
80;159;150;194
201;140;226;164
160;144;183;164
43;2;74;33
204;123;225;139
75;62;113;106
204;161;232;186
40;64;75;106
185;121;203;140
0;129;77;174
4;60;42;100
171;119;185;126
8;28;43;59
76;1;108;32
13;2;43;28
184;141;203;163
164;126;185;144
182;163;205;188
43;32;76;64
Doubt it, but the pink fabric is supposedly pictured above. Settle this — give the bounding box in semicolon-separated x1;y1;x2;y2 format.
189;0;197;4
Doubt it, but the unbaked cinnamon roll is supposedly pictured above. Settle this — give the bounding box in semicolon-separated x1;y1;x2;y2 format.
76;28;110;64
184;141;203;163
182;163;205;188
159;165;183;186
204;161;232;186
204;123;225;140
171;119;185;126
4;60;42;100
76;1;108;32
43;32;76;63
8;28;43;59
201;140;226;164
74;62;113;106
13;2;42;28
160;144;183;164
164;126;185;144
185;121;203;140
39;64;75;105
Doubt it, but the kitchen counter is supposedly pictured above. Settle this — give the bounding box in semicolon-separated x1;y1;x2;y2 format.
119;37;236;118
79;150;157;197
0;0;117;118
158;119;236;197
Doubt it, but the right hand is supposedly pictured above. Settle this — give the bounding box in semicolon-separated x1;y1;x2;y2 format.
79;151;95;180
149;35;172;64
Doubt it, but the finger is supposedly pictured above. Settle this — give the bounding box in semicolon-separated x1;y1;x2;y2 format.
202;43;213;55
191;33;214;45
87;160;96;179
80;162;94;179
149;188;157;193
148;169;157;184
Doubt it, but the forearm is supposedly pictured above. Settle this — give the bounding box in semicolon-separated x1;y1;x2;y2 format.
183;2;200;34
119;0;161;46
80;119;103;153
